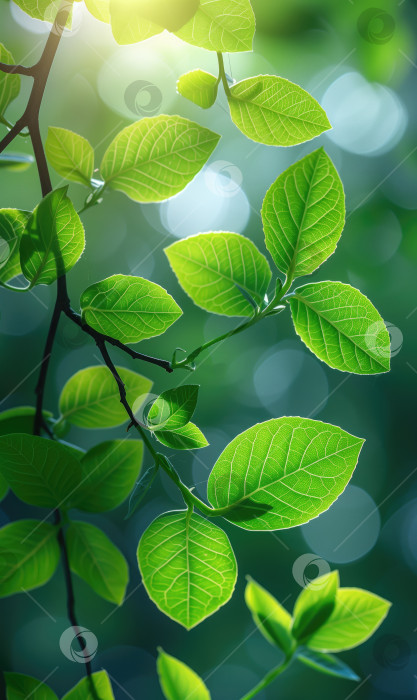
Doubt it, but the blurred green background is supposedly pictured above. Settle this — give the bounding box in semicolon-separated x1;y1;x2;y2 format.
1;0;417;697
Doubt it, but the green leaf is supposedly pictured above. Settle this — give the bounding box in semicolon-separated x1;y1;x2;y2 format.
12;0;63;22
297;649;360;681
165;232;271;317
5;672;59;700
62;672;115;700
0;44;20;117
0;154;34;172
175;0;255;52
70;439;143;512
154;422;208;450
85;0;110;23
0;472;8;501
177;70;219;109
0;210;29;284
45;127;94;186
138;510;237;628
0;520;60;597
20;187;85;287
0;434;81;508
306;588;391;652
110;0;163;44
157;650;211;700
58;365;152;429
0;407;53;436
207;417;364;531
245;578;294;656
100;115;220;203
262;149;345;278
292;572;339;642
67;521;129;605
148;385;199;431
289;281;391;374
125;462;159;519
80;274;182;344
228;76;331;147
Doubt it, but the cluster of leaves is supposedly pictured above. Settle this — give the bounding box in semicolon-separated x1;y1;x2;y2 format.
154;572;391;699
0;0;394;696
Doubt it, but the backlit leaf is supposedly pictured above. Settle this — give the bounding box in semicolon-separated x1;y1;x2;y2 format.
0;43;20;117
175;0;255;52
292;572;339;642
62;672;115;700
157;650;211;700
207;417;364;531
154;422;208;450
262;149;345;278
177;70;219;109
0;210;29;285
138;510;237;628
289;281;391;374
148;385;199;431
5;673;59;700
46;127;94;186
228;76;331;146
245;578;294;655
80;274;182;344
165;232;271;317
100;115;220;202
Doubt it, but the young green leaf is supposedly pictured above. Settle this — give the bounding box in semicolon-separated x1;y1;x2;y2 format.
58;365;152;429
11;0;63;21
262;149;345;278
70;439;144;512
245;578;294;656
125;462;159;519
80;274;182;344
0;44;20;117
177;70;219;109
134;0;199;31
148;385;199;431
228;76;331;146
62;671;115;700
5;672;59;700
296;649;360;681
20;187;85;287
0;407;53;436
306;588;391;652
207;417;364;531
0;520;60;597
45;127;94;186
175;0;255;52
0;434;81;508
165;232;271;317
110;0;163;44
289;281;391;374
0;209;29;285
138;510;237;628
292;571;339;642
157;650;211;700
100;115;220;203
154;422;208;450
66;521;129;605
85;0;110;23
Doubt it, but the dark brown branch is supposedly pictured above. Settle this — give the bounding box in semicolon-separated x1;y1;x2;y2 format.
0;62;35;76
96;339;140;426
0;117;25;154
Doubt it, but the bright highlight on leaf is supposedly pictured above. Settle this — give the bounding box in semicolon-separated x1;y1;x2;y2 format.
262;148;345;278
177;70;219;109
80;274;182;344
100;115;220;203
148;385;199;430
67;521;129;605
0;209;29;285
0;434;82;508
0;520;60;597
58;365;152;429
292;571;339;642
154;422;208;450
245;578;294;656
20;187;85;287
228;76;331;146
46;127;94;186
138;510;237;628
175;0;255;52
157;650;211;700
62;671;115;700
165;232;271;317
207;417;364;530
289;281;391;374
306;588;391;652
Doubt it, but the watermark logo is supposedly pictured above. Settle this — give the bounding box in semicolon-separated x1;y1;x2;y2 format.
292;553;331;590
357;9;396;45
59;626;98;663
205;160;243;198
365;321;403;359
124;80;163;117
132;392;170;429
